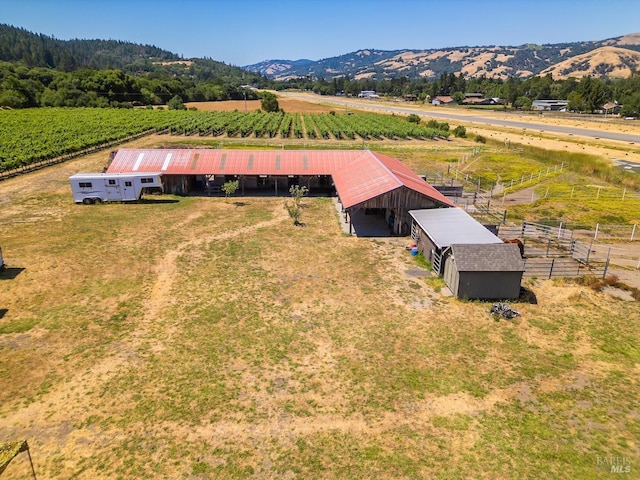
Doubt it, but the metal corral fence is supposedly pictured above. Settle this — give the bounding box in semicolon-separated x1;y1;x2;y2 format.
0;129;155;182
496;221;640;278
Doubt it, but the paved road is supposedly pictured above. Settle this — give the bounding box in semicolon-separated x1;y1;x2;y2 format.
612;158;640;173
280;92;640;145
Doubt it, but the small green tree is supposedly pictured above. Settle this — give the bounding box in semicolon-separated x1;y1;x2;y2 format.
221;180;239;200
285;202;302;226
167;95;186;110
260;92;280;112
452;91;465;104
514;95;532;110
453;125;467;138
407;113;421;124
285;185;309;225
289;185;309;205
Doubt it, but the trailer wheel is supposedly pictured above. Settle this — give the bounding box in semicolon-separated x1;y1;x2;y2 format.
82;198;92;205
94;198;103;204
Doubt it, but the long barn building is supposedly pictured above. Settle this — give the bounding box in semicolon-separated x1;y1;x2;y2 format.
107;148;454;235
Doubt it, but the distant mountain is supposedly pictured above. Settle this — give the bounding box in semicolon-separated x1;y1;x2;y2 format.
540;46;640;79
246;59;314;78
244;33;640;81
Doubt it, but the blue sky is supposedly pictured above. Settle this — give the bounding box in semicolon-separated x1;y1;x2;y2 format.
2;0;639;66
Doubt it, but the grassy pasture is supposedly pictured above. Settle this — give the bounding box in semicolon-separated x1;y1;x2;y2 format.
0;144;639;479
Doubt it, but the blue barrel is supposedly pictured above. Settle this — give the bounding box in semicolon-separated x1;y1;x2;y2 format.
411;247;419;256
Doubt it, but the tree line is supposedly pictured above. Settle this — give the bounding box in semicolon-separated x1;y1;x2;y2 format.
0;61;273;108
0;23;270;108
276;72;640;117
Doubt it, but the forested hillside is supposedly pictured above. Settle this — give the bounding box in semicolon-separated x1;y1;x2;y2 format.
0;24;270;108
0;24;179;70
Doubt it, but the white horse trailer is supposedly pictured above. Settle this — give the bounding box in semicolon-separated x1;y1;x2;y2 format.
69;173;163;204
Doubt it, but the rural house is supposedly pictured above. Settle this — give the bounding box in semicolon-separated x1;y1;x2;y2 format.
532;100;568;111
431;96;456;105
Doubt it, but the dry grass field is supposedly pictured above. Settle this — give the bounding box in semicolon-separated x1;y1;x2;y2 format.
185;98;336;114
1;103;639;479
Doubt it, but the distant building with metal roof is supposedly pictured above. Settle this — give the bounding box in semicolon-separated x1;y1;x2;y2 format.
106;148;454;235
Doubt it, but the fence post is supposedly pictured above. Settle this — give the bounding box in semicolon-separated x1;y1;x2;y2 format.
622;188;626;201
632;224;637;241
594;224;599;241
549;258;555;279
602;257;610;279
558;222;563;239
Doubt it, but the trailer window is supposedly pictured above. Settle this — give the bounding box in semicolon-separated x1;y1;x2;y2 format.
108;179;116;185
125;181;132;187
141;178;154;184
79;182;92;188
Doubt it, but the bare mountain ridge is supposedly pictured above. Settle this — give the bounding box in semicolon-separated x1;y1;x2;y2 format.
245;33;640;81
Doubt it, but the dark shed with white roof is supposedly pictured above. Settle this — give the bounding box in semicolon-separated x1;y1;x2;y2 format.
409;208;525;299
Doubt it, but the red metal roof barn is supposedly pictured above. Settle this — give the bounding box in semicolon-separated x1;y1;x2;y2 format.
106;148;453;235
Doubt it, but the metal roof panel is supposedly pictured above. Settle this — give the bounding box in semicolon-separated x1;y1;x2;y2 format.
409;208;502;249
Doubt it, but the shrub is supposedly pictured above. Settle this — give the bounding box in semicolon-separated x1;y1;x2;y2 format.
453;125;467;138
407;114;421;124
474;134;487;143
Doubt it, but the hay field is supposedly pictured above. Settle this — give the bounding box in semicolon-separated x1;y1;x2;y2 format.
0;138;639;479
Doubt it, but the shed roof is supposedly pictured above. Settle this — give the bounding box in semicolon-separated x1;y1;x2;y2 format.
107;149;453;209
450;243;525;272
409;207;502;249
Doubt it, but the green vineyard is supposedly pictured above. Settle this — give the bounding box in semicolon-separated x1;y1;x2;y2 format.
0;108;450;173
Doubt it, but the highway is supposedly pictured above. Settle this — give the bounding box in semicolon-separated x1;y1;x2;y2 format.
280;92;640;145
